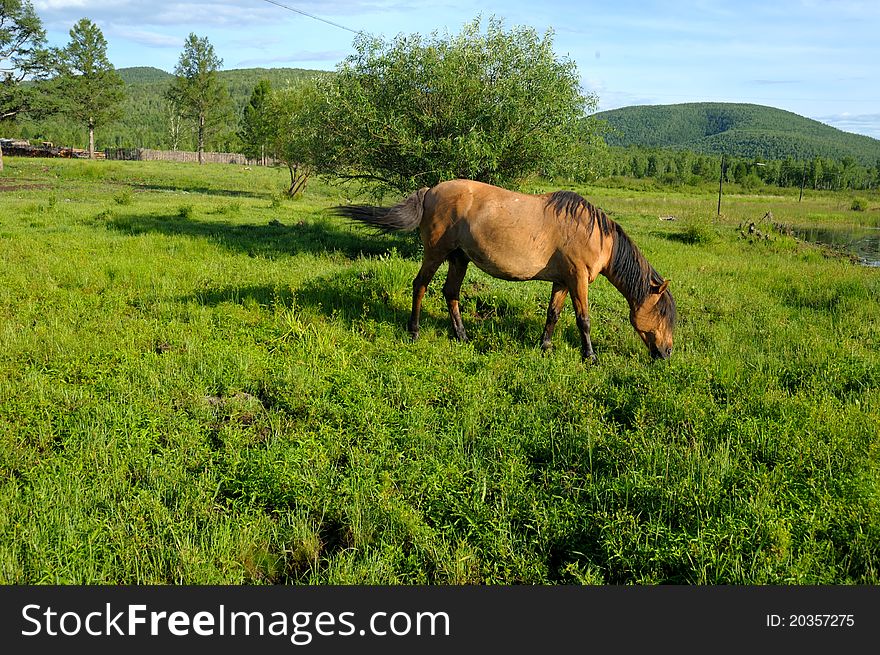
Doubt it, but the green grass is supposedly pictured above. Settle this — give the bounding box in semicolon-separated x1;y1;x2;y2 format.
1;158;878;584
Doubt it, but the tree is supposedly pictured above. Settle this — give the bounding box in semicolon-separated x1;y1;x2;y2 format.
166;33;231;164
313;16;596;196
265;79;324;196
0;0;51;169
54;18;124;158
238;78;273;163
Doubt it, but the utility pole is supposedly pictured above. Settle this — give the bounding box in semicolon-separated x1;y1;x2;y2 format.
717;154;725;216
799;161;808;202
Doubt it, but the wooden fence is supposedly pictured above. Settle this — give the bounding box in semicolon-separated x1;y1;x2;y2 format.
104;148;273;166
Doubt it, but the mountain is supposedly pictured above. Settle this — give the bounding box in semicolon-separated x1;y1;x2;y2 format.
117;67;173;84
593;103;880;165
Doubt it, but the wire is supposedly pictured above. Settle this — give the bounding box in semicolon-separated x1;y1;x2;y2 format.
258;0;367;36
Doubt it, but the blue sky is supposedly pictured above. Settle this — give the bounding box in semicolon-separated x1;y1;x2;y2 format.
33;0;880;139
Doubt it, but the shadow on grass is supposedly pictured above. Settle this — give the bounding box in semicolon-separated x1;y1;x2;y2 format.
106;210;422;260
134;183;273;200
180;266;561;351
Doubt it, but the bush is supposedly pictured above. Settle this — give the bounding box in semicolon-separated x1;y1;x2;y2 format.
677;219;716;245
851;198;868;212
113;188;133;205
312;16;598;195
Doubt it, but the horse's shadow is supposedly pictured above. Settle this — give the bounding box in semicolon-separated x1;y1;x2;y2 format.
183;265;594;356
111;208;600;352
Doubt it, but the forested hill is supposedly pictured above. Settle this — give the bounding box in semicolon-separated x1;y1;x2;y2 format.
14;66;324;151
116;65;322;117
117;66;173;84
593;103;880;165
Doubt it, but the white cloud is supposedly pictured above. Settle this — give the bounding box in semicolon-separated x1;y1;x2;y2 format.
106;27;183;48
35;1;281;28
235;50;349;67
815;113;880;140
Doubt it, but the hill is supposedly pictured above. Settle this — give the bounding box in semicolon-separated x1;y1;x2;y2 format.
593;103;880;165
117;66;173;84
12;66;325;152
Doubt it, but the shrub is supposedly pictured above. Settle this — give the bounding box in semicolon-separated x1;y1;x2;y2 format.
113;188;133;205
850;198;868;212
677;219;716;245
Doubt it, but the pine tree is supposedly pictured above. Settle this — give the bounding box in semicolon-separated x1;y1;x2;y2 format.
238;79;273;163
54;18;125;158
165;34;231;164
0;0;52;169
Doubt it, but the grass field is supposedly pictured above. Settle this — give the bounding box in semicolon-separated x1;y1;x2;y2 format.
1;158;878;584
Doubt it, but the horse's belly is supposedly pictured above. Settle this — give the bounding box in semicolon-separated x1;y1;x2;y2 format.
464;247;548;282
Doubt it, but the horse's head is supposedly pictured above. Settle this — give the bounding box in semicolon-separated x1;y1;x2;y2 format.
630;279;676;360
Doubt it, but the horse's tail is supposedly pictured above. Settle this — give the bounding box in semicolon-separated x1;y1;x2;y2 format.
333;187;429;233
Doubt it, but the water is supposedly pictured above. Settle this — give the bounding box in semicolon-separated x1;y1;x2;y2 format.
791;224;880;267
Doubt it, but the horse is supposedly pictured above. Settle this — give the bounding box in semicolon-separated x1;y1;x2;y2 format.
334;179;676;361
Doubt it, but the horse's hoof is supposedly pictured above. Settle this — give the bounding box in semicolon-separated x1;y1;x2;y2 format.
583;353;598;365
540;341;553;354
409;331;419;342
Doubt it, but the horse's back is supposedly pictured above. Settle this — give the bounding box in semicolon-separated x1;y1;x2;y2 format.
422;180;568;281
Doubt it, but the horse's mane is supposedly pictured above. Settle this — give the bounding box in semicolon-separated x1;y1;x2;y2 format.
609;224;677;326
545;191;612;238
546;191;675;326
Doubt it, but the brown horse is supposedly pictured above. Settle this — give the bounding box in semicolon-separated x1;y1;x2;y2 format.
335;179;676;361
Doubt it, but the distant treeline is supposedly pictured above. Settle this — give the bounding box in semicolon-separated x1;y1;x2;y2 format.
596;146;880;191
12;66;319;154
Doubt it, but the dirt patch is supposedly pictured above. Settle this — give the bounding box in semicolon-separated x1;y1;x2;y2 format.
0;183;50;192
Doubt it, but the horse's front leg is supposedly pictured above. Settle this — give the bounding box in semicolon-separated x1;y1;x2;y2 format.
540;282;568;352
442;250;470;342
570;278;597;364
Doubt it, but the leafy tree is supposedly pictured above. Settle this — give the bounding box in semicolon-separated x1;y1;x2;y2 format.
238;78;273;162
165;33;232;164
265;79;324;196
313;16;596;195
0;0;52;168
53;18;124;158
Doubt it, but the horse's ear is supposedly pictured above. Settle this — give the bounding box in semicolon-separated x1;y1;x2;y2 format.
653;280;670;295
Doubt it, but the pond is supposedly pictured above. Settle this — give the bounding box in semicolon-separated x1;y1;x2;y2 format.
791;224;880;267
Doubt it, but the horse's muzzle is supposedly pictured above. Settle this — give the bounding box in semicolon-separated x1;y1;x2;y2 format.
651;347;672;361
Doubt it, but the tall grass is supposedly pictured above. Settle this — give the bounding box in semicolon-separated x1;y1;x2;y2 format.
0;159;877;584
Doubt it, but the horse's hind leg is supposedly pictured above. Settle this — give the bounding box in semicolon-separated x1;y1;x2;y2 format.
540;282;568;352
407;249;446;340
443;250;470;342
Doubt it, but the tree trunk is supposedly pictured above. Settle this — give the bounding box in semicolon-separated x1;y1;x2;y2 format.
287;162;309;197
89;119;95;159
0;143;4;172
198;114;205;165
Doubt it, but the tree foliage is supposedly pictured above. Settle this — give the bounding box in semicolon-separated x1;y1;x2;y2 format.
265;78;326;196
53;18;124;157
0;0;52;168
313;16;597;195
238;79;273;161
165;34;232;163
0;0;50;119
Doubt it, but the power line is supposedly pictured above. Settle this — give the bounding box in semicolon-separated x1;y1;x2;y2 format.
258;0;366;36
